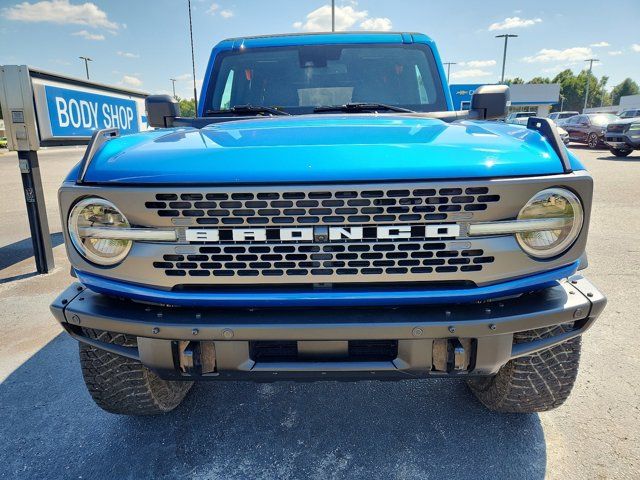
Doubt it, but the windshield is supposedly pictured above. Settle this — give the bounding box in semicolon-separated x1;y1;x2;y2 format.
591;114;618;126
205;43;447;114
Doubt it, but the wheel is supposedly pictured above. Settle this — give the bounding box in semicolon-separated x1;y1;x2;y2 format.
79;328;193;415
609;148;632;158
587;132;600;149
466;325;581;413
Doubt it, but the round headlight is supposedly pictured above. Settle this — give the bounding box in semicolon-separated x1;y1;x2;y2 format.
516;188;583;259
68;198;132;266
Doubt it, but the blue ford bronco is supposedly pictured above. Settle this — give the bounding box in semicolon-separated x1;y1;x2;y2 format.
51;32;606;415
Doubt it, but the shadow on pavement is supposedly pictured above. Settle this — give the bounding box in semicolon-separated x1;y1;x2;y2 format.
0;334;546;480
0;232;64;272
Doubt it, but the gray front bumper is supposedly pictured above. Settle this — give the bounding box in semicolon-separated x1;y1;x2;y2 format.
605;133;640;149
51;276;605;381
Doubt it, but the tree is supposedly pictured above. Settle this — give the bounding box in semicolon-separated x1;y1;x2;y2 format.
504;77;524;85
177;97;196;117
529;77;551;84
610;78;640;105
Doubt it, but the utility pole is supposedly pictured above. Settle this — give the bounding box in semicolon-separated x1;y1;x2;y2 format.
79;56;92;80
583;58;599;112
187;0;198;116
495;34;518;84
443;62;457;82
170;78;177;99
560;94;565;112
331;0;335;32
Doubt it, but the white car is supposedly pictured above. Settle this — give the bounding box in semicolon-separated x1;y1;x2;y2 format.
505;111;536;125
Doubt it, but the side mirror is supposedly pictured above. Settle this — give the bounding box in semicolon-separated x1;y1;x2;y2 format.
145;95;180;128
471;85;510;120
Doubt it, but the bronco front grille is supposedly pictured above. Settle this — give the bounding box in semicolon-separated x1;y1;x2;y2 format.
144;187;500;227
152;241;494;278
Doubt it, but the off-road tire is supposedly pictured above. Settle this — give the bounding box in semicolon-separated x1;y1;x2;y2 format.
79;328;193;415
466;325;581;413
609;148;632;158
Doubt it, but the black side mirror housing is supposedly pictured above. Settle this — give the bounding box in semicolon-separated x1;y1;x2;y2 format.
471;85;510;120
145;95;181;128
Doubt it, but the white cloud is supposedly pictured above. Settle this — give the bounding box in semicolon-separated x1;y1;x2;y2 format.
522;47;592;63
632;44;640;52
121;75;142;87
295;4;367;31
174;73;192;81
590;41;610;47
3;0;119;30
293;4;391;32
488;16;541;31
459;60;496;68
117;51;139;58
450;69;493;80
360;17;392;31
72;29;104;40
207;3;233;18
608;50;623;56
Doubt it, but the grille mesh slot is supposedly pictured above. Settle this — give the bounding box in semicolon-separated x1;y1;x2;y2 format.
145;187;500;226
152;241;494;278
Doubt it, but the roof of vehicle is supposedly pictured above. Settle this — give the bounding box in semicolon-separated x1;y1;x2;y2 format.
223;32;433;46
218;31;436;49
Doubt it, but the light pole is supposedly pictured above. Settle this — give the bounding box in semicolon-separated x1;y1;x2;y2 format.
331;0;335;32
583;58;599;112
170;78;177;99
560;94;565;112
443;62;457;82
79;56;92;80
495;34;518;84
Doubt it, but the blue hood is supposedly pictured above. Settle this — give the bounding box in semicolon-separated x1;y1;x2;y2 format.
83;115;580;184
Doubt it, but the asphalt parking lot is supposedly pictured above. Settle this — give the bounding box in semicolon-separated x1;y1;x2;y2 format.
0;146;639;480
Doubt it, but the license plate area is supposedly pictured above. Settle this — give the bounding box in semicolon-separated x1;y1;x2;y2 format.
249;340;398;362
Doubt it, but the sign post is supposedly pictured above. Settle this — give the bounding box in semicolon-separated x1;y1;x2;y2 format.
0;65;148;274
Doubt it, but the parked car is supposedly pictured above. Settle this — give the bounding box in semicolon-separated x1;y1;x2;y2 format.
548;119;570;146
617;109;640;120
562;113;619;148
549;111;579;124
557;125;570;145
605;118;640;157
50;32;605;417
505;111;536;125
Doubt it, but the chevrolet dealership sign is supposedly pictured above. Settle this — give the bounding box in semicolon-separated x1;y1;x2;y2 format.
0;65;148;150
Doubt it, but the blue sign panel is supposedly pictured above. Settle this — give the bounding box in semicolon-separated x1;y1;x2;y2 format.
449;84;483;111
44;85;139;137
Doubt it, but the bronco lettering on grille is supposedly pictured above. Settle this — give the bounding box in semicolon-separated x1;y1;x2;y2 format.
185;225;461;243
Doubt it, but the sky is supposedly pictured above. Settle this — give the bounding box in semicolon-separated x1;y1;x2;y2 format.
0;0;639;99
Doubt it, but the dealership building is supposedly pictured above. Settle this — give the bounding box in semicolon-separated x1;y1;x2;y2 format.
450;83;561;117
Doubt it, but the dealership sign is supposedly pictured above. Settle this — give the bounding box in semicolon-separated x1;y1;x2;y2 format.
44;85;139;136
0;65;148;150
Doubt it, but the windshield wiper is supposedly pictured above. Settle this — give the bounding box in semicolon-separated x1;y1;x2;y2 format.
204;105;290;116
313;103;414;113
